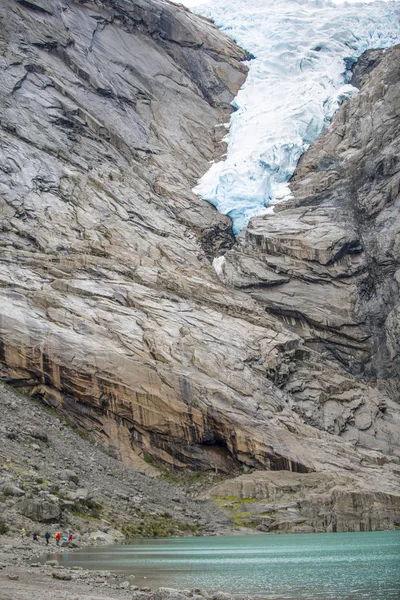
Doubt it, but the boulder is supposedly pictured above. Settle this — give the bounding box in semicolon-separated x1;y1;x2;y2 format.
154;589;194;600
45;560;60;567
17;498;61;523
52;572;72;581
26;427;49;444
66;488;89;502
0;483;25;497
210;594;233;600
87;531;115;545
58;470;79;485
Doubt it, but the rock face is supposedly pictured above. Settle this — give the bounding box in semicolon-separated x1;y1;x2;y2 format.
222;46;400;384
219;45;400;456
204;471;400;533
0;0;399;529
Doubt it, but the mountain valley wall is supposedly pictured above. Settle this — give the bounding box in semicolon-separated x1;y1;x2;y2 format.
0;0;399;530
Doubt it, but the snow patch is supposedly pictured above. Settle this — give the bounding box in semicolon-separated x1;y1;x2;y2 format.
213;255;226;279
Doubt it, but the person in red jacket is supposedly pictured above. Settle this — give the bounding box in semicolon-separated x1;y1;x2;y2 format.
55;532;61;546
68;531;73;544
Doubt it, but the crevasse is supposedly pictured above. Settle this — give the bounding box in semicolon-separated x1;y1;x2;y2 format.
192;0;400;234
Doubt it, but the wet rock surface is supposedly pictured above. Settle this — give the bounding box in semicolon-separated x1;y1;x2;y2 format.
0;548;244;600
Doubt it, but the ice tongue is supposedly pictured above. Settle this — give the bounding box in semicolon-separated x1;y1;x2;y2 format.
193;0;400;234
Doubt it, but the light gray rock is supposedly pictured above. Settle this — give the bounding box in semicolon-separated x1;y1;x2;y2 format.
52;572;72;581
154;589;193;600
204;470;400;533
58;470;79;485
118;581;130;589
45;560;59;567
210;593;233;600
220;45;400;458
66;488;90;502
16;498;61;523
0;484;25;497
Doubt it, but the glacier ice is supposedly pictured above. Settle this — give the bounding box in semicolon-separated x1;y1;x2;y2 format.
192;0;400;234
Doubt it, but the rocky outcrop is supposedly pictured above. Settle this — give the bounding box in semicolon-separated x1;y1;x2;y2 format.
0;0;399;525
204;470;400;533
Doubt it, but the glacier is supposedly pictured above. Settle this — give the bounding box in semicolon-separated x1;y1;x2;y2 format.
186;0;400;234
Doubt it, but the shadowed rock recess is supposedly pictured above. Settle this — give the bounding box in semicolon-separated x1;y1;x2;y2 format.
0;0;399;531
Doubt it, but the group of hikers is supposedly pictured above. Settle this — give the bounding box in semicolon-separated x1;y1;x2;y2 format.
21;528;73;545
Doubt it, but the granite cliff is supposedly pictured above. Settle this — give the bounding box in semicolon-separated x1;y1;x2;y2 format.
0;0;399;531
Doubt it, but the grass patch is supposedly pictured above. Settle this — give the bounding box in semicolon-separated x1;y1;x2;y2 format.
70;499;104;521
121;508;201;539
214;495;258;528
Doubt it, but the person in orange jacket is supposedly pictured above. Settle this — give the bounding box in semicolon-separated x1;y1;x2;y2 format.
55;531;61;546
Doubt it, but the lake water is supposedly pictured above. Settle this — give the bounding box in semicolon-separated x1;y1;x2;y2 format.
49;531;400;599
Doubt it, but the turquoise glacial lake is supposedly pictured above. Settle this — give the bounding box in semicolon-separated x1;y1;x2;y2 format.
52;531;400;599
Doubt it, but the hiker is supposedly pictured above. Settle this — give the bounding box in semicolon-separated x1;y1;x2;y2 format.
33;532;39;542
45;531;51;545
55;531;61;546
68;531;73;544
20;528;26;538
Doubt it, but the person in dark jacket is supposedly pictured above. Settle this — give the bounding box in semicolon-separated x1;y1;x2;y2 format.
44;531;51;545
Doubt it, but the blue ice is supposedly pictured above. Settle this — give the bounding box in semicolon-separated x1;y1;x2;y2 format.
193;0;400;234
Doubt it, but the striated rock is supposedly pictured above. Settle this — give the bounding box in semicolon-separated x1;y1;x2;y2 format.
223;45;400;381
205;470;400;533
220;45;400;455
0;0;366;477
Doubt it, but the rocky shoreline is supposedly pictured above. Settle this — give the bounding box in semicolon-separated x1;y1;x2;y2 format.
0;533;255;600
0;541;241;600
0;380;245;598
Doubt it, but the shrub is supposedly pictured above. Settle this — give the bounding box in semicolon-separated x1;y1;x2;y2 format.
0;518;9;535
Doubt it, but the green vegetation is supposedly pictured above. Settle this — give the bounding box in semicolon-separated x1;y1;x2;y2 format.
121;508;201;539
143;453;158;467
214;495;258;528
0;518;9;535
70;499;104;521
